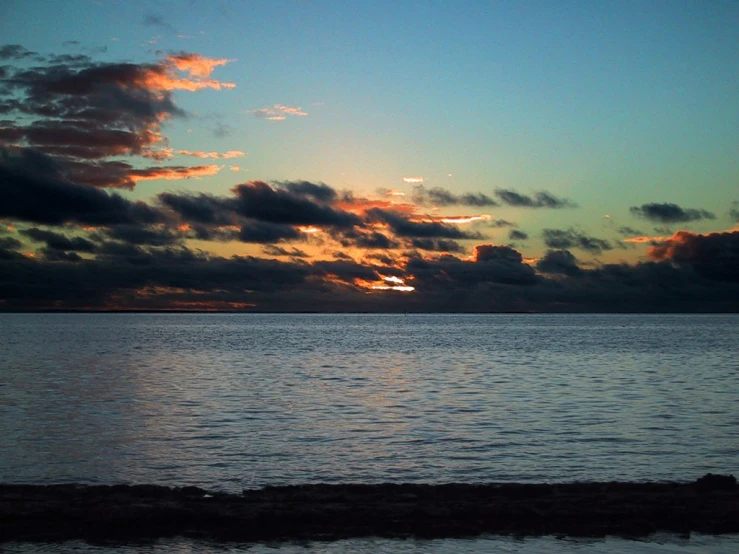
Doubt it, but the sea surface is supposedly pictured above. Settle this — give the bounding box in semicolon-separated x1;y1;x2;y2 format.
1;313;738;553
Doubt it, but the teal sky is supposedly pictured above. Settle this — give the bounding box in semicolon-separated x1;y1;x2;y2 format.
1;0;738;311
5;1;737;213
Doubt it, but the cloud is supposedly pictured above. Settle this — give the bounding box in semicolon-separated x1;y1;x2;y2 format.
366;208;483;239
0;147;163;226
274;180;338;203
730;202;739;222
409;238;465;253
508;229;528;241
143;13;178;34
237;221;301;243
647;230;739;282
412;185;498;207
617;226;645;236
0;44;37;61
403;176;424;184
0;46;235;190
406;245;539;290
262;245;309;258
495;189;577;208
158;192;233;225
157;149;245;159
20;228;97;252
0;236;24;260
338;229;400;250
542;228;613;254
232;181;360;227
250;104;308;120
536;249;582;277
629;202;716;223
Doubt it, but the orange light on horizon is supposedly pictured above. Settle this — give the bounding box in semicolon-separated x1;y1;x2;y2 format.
622;235;667;244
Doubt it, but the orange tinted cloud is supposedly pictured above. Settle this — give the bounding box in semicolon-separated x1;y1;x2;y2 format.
166;52;233;78
129;164;221;182
132;53;236;93
623;235;668;244
336;196;417;215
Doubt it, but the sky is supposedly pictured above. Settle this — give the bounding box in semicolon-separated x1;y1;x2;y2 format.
0;0;738;312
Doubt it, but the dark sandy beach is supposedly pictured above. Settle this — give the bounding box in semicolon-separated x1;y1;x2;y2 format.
1;474;737;543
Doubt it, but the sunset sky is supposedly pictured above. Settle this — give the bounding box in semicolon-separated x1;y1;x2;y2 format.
1;0;738;311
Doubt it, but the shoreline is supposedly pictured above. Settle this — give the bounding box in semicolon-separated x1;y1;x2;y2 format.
1;475;737;543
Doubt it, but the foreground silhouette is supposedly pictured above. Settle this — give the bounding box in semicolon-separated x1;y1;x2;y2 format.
1;475;737;542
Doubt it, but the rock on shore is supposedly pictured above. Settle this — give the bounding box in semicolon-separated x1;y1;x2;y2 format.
1;474;737;542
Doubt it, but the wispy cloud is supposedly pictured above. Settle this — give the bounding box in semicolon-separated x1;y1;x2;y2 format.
152;149;245;160
403;176;424;184
250;104;308;120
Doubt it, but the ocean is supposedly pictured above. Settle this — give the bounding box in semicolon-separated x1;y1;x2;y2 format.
1;313;738;552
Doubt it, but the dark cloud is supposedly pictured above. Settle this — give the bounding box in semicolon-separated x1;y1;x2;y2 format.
39;248;83;262
20;228;97;252
508;229;528;241
338;229;400;250
262;245;309;258
0;46;233;190
542;228;613;254
536;250;582;277
489;219;516;228
143;13;177;33
237;221;301;243
100;225;181;246
617;226;644;236
0;236;24;260
730;202;739;222
312;260;380;283
274;180;337;204
409;238;465;253
629;203;716;223
366;208;482;239
1;238;737;311
0;44;37;61
495;189;577;208
159;192;233;226
405;245;538;295
0;147;164;226
648;230;739;282
413;185;498;207
232;181;360;227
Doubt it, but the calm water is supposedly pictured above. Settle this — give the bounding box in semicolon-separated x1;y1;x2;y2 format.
1;313;738;552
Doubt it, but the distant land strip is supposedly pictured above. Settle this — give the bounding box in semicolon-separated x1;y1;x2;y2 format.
1;475;737;543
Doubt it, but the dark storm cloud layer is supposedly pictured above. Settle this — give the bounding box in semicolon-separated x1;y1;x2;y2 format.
412;186;498;207
0;148;163;225
629;203;716;224
495;189;577;209
1;232;738;311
